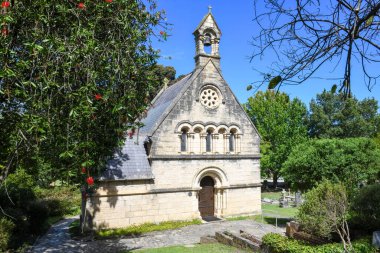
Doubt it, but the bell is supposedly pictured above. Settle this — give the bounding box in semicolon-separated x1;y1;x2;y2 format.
203;34;211;46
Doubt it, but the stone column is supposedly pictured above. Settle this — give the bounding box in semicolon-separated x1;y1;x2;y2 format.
212;38;220;56
224;134;230;153
236;134;242;153
212;134;219;154
188;133;194;154
196;36;204;54
200;134;206;154
177;134;182;153
222;189;227;212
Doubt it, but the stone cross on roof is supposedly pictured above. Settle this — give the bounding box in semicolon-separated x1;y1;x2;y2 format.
208;5;212;13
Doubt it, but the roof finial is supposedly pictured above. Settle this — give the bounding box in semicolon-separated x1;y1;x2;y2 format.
208;5;212;13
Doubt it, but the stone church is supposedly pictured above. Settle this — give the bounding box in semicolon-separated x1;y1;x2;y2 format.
87;10;261;229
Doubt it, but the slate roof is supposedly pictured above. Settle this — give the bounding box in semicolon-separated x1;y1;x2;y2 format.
139;71;195;136
101;71;197;181
100;135;154;181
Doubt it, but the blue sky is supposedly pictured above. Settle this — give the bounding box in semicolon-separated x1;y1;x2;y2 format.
152;0;380;106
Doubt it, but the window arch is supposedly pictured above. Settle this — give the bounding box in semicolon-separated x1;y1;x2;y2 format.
180;127;189;152
206;128;213;152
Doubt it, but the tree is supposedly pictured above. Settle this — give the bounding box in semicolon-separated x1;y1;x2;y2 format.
309;90;380;138
245;90;308;187
282;138;380;191
0;0;167;185
297;181;352;251
351;184;380;231
251;0;380;97
147;64;176;100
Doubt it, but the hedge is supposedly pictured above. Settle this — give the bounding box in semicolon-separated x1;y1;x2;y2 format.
262;233;377;253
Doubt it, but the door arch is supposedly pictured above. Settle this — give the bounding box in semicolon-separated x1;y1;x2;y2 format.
198;176;215;218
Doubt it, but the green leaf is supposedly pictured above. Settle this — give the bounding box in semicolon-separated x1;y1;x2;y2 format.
330;84;337;94
268;76;282;90
246;85;253;91
59;151;74;159
366;16;374;27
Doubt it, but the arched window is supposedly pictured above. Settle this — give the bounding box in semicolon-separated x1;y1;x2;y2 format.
206;129;213;152
229;130;236;152
181;127;189;152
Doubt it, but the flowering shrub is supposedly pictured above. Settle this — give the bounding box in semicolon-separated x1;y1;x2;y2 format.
0;0;167;185
86;176;94;186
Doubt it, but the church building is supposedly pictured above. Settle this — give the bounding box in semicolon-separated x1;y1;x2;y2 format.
86;10;261;229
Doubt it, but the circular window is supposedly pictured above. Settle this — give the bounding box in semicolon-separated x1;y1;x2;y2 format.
200;86;220;109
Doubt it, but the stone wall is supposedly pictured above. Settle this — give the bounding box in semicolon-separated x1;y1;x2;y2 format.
151;60;260;156
150;159;260;189
86;190;199;229
86;175;261;229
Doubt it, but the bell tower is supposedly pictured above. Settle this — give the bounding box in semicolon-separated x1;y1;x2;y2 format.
193;7;222;70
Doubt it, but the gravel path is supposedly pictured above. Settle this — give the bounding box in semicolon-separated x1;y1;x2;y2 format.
28;217;284;253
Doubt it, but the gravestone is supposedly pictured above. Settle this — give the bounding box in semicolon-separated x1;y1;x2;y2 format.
373;231;380;248
280;189;289;207
295;191;302;207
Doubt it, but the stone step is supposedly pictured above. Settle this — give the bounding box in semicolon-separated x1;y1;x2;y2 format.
214;230;261;252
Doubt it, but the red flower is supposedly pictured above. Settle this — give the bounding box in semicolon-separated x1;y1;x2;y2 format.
81;167;86;174
86;176;94;186
104;0;112;2
94;94;102;100
1;28;8;36
159;31;164;35
77;2;85;9
1;1;10;8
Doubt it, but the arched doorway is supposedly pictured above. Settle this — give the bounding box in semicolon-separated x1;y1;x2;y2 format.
198;176;215;218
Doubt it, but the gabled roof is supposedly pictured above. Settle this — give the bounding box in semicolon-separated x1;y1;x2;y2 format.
100;68;202;181
101;58;261;181
193;13;222;35
139;69;201;136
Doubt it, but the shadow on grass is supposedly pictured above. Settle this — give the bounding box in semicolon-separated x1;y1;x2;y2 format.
262;217;292;227
69;219;202;240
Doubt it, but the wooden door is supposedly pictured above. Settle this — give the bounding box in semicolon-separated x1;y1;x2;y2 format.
199;186;214;218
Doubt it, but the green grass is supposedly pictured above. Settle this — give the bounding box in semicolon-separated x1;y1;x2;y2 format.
96;219;202;238
129;243;250;253
69;219;203;239
261;191;282;201
46;216;63;226
262;204;298;217
226;204;298;227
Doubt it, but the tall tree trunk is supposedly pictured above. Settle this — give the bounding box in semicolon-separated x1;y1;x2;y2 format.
273;173;278;189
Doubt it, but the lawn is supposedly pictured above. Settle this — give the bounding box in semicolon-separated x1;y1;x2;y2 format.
130;243;249;253
226;203;298;227
262;204;298;218
261;191;282;201
70;219;203;238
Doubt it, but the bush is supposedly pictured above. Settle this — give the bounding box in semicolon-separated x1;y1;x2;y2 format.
27;201;50;234
262;233;377;253
350;184;380;231
0;169;36;208
282;138;380;191
34;185;81;217
297;181;349;241
0;218;15;251
0;171;80;251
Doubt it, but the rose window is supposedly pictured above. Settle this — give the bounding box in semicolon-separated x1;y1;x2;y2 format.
200;87;220;109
